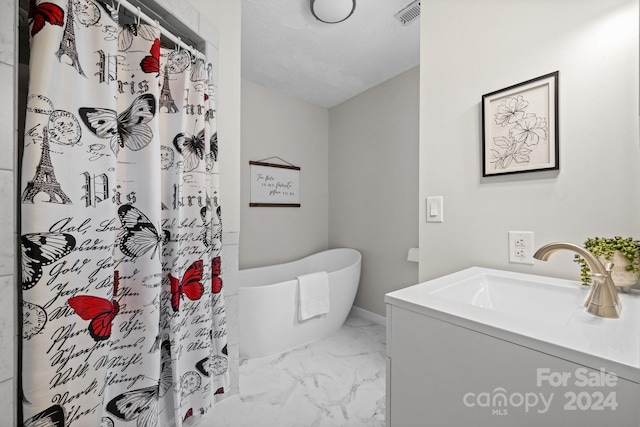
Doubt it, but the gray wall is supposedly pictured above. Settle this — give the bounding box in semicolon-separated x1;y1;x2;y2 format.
419;0;640;282
231;0;640;320
240;80;329;269
240;68;419;317
329;66;420;316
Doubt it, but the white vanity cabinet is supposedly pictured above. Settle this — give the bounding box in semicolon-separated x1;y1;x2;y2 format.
385;270;640;427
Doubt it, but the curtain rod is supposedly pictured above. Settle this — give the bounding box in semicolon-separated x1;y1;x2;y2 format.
115;0;206;60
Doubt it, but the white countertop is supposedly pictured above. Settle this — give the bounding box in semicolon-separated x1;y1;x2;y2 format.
385;267;640;383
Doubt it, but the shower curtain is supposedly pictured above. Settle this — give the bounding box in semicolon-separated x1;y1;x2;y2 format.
21;1;228;425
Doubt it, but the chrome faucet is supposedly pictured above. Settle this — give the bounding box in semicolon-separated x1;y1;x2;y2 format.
533;242;622;319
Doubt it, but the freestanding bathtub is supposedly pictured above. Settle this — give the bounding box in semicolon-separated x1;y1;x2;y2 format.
239;248;361;358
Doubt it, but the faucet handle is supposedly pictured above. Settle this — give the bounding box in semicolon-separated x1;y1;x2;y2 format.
585;274;604;308
604;262;614;273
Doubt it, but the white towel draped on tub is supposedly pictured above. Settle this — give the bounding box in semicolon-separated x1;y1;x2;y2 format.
297;271;330;321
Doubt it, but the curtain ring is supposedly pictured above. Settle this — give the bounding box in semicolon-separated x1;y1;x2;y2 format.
176;38;182;52
109;0;120;20
136;6;142;26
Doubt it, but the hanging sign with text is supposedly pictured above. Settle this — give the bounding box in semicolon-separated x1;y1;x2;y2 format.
249;161;301;207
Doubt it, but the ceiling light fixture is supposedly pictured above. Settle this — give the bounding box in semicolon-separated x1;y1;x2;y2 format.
310;0;356;24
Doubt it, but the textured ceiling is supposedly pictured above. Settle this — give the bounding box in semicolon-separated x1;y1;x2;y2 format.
241;0;420;108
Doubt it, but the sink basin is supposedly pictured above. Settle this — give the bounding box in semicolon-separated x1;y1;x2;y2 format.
384;267;640;382
430;272;583;325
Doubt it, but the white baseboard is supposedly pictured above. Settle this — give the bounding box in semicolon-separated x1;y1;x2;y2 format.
350;306;386;326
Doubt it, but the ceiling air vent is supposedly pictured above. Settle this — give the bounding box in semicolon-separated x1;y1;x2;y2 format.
394;0;420;26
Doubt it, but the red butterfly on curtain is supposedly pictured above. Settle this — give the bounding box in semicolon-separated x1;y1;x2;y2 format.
211;256;222;294
68;271;120;341
140;39;161;75
29;0;64;37
168;260;204;312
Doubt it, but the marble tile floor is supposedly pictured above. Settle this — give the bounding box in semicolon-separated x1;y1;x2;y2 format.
206;312;386;426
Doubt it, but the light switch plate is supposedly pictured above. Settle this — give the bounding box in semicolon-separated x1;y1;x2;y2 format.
426;196;443;223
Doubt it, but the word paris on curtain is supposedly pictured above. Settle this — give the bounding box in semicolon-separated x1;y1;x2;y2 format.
21;1;228;425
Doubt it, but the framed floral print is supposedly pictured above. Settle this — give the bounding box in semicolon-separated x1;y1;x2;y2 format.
482;71;559;176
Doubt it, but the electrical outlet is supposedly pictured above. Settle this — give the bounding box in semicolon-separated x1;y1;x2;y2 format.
508;231;534;264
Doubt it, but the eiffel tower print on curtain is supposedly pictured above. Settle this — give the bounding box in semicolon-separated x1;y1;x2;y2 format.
55;0;86;77
21;127;72;205
160;64;179;113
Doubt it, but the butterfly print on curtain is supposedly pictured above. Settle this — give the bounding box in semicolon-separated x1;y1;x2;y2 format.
199;207;211;248
169;260;204;312
104;339;173;425
140;39;161;75
118;23;158;52
173;128;205;172
79;93;157;156
117;204;163;260
21;232;76;290
106;385;159;427
211;256;222;294
68;271;120;341
205;132;217;172
23;403;65;427
28;0;64;36
159;340;173;397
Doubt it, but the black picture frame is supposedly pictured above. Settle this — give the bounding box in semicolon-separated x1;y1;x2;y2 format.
482;71;559;177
